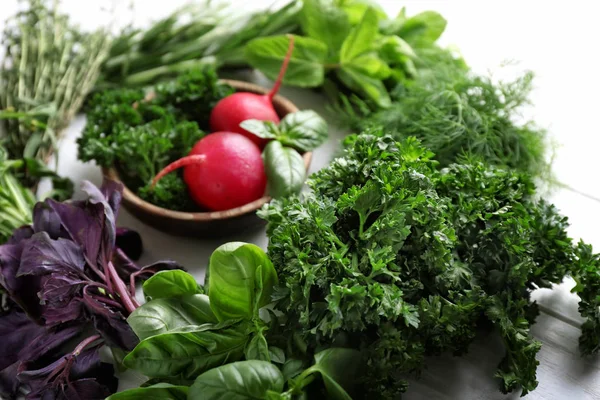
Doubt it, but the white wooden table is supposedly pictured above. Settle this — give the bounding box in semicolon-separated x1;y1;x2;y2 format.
5;1;600;398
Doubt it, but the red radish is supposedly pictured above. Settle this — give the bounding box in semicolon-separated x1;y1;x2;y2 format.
151;132;267;211
209;35;295;148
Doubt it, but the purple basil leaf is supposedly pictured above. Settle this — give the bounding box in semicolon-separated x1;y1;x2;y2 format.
0;311;45;370
33;201;63;240
83;291;138;350
142;260;185;273
115;228;143;261
19;325;82;363
0;363;20;399
61;378;114;400
70;347;118;392
0;243;42;318
47;198;105;274
99;179;124;218
81;181;117;265
41;297;84;326
112;248;141;279
18;232;86;278
39;274;86;304
8;226;34;245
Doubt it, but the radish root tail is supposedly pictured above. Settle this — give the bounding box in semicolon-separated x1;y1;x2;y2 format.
268;34;295;101
151;154;206;188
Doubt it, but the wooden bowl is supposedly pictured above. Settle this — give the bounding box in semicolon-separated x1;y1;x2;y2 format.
103;80;312;238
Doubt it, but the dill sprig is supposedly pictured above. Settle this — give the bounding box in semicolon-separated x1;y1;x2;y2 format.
333;45;548;178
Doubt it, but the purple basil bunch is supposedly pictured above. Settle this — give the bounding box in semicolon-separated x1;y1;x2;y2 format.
0;180;181;399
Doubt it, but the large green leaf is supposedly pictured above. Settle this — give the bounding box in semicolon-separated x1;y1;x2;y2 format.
123;321;249;379
399;11;447;44
188;361;284;400
208;242;278;321
245;35;327;87
336;68;391;108
127;294;217;340
106;384;188;400
301;0;350;56
142;270;202;300
264;141;306;199
340;7;379;63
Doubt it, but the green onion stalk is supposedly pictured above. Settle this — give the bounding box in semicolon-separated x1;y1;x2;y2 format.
98;0;302;89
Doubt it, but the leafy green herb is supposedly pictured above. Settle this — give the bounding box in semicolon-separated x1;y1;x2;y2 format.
142;270;203;300
334;51;549;178
188;361;284;400
0;0;111;163
107;384;188;400
241;110;328;153
263;142;306;199
261;134;600;398
79;68;232;211
245;35;328;88
208;242;277;321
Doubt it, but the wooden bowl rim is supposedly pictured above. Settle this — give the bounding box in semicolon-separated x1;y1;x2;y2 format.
105;79;313;222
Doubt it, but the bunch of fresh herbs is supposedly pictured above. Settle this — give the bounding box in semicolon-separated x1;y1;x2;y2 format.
0;0;111;162
99;1;301;89
333;46;549;177
79;68;232;211
0;179;183;398
260;133;600;398
109;243;363;400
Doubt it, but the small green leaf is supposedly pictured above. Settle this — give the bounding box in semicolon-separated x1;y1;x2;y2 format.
341;0;388;25
378;35;417;63
106;384;188;400
336;68;391;108
301;0;350;56
340;7;379;63
245;35;327;88
143;270;201;300
127;294;217;340
399;11;447;44
344;53;391;79
264;141;306;198
278;110;328;152
208;242;278;321
269;346;286;364
188;361;284;400
245;332;270;361
240;120;279;140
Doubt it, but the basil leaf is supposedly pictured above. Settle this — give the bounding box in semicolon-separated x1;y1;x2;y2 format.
188;361;284;400
278;110;328;152
336;68;391;108
240;120;279;140
245;332;270;361
399;11;447;44
297;348;362;400
143;270;202;300
264;142;306;198
301;0;350;56
344;53;391;79
269;346;286;364
245;35;327;87
123;320;249;379
106;384;188;400
208;242;278;321
127;294;217;340
341;0;387;25
340;7;379;63
378;35;416;63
